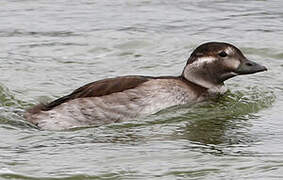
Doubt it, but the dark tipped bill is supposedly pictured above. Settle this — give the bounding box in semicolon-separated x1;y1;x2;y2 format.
235;59;267;75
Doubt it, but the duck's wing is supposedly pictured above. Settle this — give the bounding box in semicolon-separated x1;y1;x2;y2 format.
28;76;151;113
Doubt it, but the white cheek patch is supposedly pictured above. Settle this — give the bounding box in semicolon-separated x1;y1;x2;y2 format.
224;58;241;69
223;47;241;69
191;56;216;67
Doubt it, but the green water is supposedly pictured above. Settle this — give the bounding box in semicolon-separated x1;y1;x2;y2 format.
0;0;283;179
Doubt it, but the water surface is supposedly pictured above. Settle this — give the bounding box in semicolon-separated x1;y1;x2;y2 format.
0;0;283;179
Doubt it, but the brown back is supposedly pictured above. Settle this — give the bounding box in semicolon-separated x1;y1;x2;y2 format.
29;76;151;112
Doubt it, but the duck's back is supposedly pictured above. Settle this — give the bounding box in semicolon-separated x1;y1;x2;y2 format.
25;76;205;130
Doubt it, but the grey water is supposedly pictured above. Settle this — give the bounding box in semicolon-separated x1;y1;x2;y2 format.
0;0;283;179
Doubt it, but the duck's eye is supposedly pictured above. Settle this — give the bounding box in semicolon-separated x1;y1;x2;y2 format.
218;51;227;57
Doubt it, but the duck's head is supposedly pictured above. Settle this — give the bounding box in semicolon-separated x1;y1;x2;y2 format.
182;42;267;89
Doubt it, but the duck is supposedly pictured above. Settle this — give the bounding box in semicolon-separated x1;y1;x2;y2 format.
25;42;267;130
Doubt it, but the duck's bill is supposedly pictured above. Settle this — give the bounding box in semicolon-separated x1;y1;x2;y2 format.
235;59;267;75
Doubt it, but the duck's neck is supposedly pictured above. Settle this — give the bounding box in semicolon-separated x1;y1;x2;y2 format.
181;67;227;94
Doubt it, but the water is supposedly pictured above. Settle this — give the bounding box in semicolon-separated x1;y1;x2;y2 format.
0;0;283;179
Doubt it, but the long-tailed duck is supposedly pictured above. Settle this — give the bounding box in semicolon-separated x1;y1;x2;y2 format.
25;42;267;130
